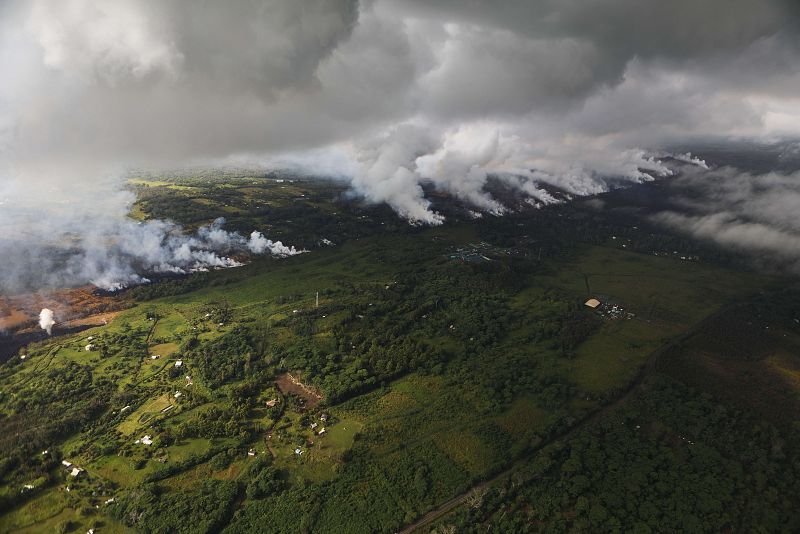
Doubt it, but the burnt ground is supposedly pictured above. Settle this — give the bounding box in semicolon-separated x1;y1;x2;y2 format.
275;372;323;410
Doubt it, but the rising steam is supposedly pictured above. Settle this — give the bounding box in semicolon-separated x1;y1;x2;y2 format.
38;308;55;335
0;211;303;293
0;0;798;293
74;217;303;292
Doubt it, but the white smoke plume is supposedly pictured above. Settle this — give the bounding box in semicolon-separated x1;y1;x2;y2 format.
73;217;301;292
0;212;301;292
292;123;682;224
247;231;304;257
38;308;55;335
671;153;710;170
0;0;798;291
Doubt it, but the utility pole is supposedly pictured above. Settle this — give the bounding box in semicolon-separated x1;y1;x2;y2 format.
316;291;319;308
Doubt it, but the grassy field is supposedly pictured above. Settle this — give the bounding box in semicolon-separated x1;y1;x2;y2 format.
564;319;672;392
117;393;176;435
531;245;765;393
657;296;800;426
0;487;132;534
542;245;762;325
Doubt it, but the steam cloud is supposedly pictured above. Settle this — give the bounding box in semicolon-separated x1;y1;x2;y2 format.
1;0;799;290
247;231;303;257
39;308;55;335
82;217;303;292
0;208;303;292
652;164;800;272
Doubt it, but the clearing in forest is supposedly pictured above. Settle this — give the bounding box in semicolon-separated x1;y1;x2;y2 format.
275;372;323;408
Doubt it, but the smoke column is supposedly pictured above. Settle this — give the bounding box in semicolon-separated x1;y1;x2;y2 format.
39;308;55;335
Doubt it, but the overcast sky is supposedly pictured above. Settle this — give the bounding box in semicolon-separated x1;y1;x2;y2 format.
1;0;799;221
0;0;799;289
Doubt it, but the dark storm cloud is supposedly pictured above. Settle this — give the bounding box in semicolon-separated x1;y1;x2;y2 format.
395;0;796;59
0;0;799;289
394;0;799;106
3;0;799;189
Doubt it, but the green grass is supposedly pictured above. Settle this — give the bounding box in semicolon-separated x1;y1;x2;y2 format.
0;490;69;533
152;310;190;339
525;245;766;393
543;245;762;325
117;393;175;435
494;397;550;439
163;238;401;309
265;411;365;485
564;319;676;393
164;458;248;490
90;455;152;486
433;430;494;476
324;418;361;450
167;438;215;463
149;342;179;357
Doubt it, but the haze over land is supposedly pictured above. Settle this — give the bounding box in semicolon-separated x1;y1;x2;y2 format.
1;0;800;289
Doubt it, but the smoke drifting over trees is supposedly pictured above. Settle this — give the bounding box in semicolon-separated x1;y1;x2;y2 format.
0;214;302;293
1;0;799;289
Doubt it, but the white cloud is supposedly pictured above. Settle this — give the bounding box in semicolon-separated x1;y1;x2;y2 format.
1;0;799;288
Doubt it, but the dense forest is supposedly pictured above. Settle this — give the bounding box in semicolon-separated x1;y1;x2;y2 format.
441;376;800;533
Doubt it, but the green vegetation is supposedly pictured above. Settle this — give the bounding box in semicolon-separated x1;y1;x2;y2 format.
1;173;795;533
438;375;800;533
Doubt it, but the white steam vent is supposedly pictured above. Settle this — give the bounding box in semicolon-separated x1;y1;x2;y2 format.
39;308;55;335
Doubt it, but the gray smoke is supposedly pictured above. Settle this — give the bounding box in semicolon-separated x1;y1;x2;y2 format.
1;0;799;289
0;210;302;292
71;217;303;292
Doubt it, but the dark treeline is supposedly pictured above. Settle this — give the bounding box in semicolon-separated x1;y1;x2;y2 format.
443;376;800;533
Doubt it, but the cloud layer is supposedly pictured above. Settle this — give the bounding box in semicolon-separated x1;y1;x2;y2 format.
653;165;800;272
1;0;799;287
